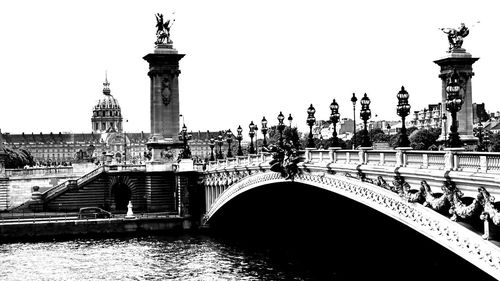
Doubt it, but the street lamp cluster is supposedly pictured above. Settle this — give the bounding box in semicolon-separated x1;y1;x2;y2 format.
359;93;372;148
248;121;257;154
261;117;268;148
203;67;482;161
179;124;192;159
236;125;243;156
445;70;464;148
277;111;285;147
306;105;317;148
396;86;411;148
329;99;340;148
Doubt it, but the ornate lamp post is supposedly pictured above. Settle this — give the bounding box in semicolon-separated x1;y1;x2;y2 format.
445;70;463;148
359;93;372;148
306;104;316;148
253;123;258;153
236;125;243;156
209;137;215;161
483;130;491;152
351;93;358;149
248;121;256;154
217;132;224;159
329;99;340;147
396;86;411;147
226;129;233;158
474;122;484;151
277;112;285;147
261;117;268;148
178;124;191;159
288;114;293;127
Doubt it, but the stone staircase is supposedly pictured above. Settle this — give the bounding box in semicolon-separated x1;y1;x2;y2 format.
9;166;106;211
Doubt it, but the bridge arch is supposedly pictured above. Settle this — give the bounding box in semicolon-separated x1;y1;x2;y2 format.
109;175;136;211
204;171;500;278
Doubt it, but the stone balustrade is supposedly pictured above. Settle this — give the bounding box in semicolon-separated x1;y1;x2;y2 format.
207;148;500;174
205;148;500;201
5;166;74;178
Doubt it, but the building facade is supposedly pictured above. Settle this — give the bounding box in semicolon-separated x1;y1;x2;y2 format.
0;77;150;165
410;103;443;129
0;76;242;165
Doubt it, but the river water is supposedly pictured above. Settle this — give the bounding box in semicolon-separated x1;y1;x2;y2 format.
0;234;332;281
0;182;497;280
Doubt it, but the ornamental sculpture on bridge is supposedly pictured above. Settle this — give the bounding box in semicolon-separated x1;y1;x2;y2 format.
440;23;469;52
155;12;175;45
265;142;301;181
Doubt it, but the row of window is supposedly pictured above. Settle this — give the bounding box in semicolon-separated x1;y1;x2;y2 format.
93;110;121;117
93;122;122;131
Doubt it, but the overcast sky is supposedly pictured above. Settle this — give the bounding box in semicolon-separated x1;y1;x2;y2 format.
0;0;497;136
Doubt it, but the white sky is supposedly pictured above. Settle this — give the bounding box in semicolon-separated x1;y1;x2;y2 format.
0;0;498;136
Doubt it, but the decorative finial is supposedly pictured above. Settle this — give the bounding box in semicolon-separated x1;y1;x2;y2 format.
103;71;111;95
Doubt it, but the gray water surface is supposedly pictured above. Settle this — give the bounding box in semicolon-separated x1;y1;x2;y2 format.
0;235;317;281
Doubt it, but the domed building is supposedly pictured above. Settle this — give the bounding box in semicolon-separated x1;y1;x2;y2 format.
0;74;228;165
91;75;123;133
0;75;150;165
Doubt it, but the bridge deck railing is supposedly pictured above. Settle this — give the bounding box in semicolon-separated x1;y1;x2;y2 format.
206;148;500;174
5;166;74;178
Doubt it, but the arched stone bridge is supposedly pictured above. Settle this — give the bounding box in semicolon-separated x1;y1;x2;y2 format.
203;148;500;279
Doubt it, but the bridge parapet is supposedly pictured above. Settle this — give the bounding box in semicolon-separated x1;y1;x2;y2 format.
204;148;500;239
203;149;500;278
5;166;74;178
105;164;146;173
302;148;500;173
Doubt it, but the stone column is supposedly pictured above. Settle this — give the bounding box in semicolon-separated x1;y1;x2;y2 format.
434;50;479;145
143;44;186;162
143;45;185;141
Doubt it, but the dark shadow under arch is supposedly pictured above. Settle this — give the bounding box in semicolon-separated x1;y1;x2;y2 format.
111;182;131;211
208;181;495;281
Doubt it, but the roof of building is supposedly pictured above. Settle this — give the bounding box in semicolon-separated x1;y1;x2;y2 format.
93;75;121;111
0;132;150;144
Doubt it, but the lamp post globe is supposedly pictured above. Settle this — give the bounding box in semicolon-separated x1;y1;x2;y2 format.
261;117;268;148
351;93;358;149
236;125;243;156
277;112;285;147
248;121;256;154
396;86;411;148
226;129;233;158
445;70;463;148
329;99;340;148
306;104;316;148
359;93;372;148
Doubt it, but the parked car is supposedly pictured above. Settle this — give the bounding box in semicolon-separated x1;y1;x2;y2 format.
78;207;113;219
